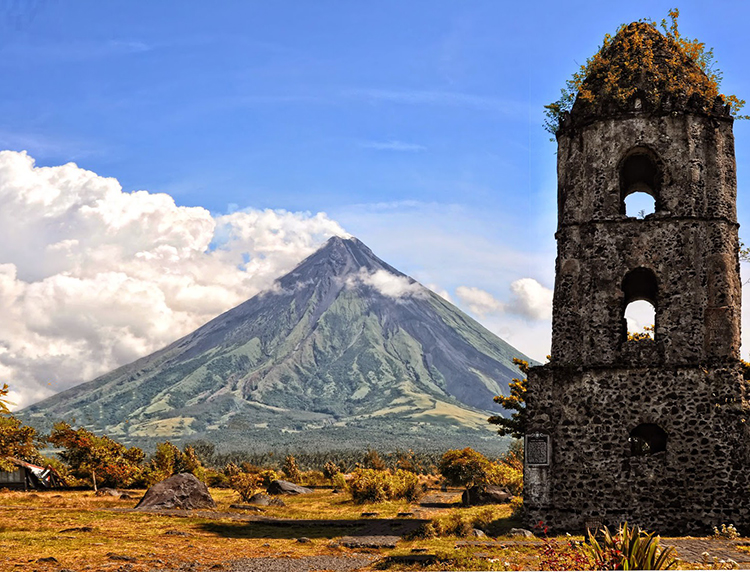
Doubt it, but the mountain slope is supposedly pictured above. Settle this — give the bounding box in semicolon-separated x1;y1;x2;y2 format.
22;237;531;452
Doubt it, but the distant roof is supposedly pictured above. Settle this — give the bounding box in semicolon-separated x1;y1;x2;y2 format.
562;22;731;130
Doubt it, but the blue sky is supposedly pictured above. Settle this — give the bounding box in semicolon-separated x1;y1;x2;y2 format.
2;1;750;407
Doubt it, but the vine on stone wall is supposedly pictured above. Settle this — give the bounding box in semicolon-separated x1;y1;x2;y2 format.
544;9;747;134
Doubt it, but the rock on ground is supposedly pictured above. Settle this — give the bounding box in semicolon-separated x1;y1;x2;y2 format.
135;473;216;510
267;480;313;495
509;528;535;538
247;492;286;506
462;485;511;506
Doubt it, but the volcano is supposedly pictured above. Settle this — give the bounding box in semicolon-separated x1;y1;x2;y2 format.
22;237;531;453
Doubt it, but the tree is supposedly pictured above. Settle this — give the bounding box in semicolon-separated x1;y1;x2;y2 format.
0;415;42;472
438;447;493;488
48;422;144;490
146;441;203;484
488;358;528;440
0;384;43;472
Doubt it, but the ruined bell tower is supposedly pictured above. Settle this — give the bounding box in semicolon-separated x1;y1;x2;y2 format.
525;22;750;533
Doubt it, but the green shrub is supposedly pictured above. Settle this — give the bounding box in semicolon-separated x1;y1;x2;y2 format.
439;447;523;494
332;472;347;490
348;469;424;503
486;461;523;496
585;522;679;570
257;469;279;487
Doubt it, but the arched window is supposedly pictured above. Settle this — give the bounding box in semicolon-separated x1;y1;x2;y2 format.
620;149;660;217
622;268;658;341
630;423;667;456
624;192;656;218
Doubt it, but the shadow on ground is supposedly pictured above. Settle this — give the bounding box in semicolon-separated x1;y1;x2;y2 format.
198;517;429;540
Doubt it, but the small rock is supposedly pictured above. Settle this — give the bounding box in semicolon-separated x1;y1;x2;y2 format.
266;480;313;495
107;553;136;562
119;492;133;500
36;557;57;563
509;528;535;538
59;526;94;533
163;530;192;537
229;504;264;512
472;528;487;537
247;493;286;506
95;488;121;497
296;537;312;543
261;543;271;547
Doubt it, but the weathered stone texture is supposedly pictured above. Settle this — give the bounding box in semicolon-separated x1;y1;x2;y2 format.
526;81;748;533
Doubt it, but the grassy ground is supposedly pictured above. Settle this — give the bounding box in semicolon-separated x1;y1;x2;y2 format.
0;488;746;571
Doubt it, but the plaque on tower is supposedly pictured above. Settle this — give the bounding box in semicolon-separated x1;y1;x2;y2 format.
526;433;549;466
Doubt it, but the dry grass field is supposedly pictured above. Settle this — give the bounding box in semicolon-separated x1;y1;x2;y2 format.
1;488;749;571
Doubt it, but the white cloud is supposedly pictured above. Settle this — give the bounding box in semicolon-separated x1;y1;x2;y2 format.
507;278;553;321
0;151;347;410
455;286;505;315
347;268;426;299
455;278;552;321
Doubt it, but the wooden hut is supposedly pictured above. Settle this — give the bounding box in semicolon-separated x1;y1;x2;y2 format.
0;457;65;490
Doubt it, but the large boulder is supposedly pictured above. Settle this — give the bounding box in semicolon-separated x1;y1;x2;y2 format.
267;479;313;495
135;473;216;510
462;485;512;506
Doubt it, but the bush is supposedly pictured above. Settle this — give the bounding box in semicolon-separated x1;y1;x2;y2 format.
257;469;279;487
714;524;740;540
282;455;301;483
332;472;347;490
301;470;327;487
348;469;424;503
229;472;261;502
439;447;523;494
510;496;523;519
361;449;387;470
585;523;679;570
323;461;341;481
439;448;492;488
486;461;523;496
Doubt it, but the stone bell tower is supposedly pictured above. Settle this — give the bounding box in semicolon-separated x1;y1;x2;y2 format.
524;22;750;533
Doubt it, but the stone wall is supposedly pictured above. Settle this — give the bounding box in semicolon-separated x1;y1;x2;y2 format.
525;362;750;534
